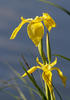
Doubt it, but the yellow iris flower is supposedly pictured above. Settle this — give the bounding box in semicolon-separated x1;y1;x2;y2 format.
21;57;66;93
10;13;56;46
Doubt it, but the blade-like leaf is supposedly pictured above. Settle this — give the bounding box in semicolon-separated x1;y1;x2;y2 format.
14;82;27;100
40;0;70;15
19;60;47;100
0;84;16;91
53;54;70;61
4;62;46;99
0;79;41;98
21;54;30;69
52;84;63;100
6;63;43;99
2;90;21;100
21;54;36;81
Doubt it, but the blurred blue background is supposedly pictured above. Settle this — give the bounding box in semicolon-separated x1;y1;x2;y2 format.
0;0;70;100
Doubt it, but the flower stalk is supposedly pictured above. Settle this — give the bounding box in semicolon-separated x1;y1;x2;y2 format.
46;32;55;100
38;39;52;100
38;40;47;64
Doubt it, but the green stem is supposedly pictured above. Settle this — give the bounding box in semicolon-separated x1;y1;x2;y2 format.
38;40;51;100
38;39;48;64
45;82;51;100
46;32;56;100
46;32;51;64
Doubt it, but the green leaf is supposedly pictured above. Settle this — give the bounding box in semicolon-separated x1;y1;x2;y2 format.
2;90;21;100
14;82;27;100
40;0;70;15
6;63;44;99
19;60;47;100
21;54;30;69
0;79;40;98
21;54;36;81
23;85;41;97
53;54;70;61
0;84;16;91
52;84;63;100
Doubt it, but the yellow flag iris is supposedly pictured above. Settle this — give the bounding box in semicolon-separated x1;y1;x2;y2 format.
21;57;66;93
10;13;56;46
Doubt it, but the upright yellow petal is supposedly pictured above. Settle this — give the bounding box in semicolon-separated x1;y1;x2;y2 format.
43;13;56;32
27;22;44;47
10;18;28;39
33;16;43;22
36;57;44;67
21;66;38;78
50;57;57;67
50;67;67;87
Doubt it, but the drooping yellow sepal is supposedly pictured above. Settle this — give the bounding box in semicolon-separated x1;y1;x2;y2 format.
42;71;53;93
50;67;67;87
27;22;44;46
21;66;38;78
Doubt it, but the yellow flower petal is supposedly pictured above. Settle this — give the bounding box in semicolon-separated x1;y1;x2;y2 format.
50;57;57;67
21;66;38;78
10;18;28;39
36;57;44;67
34;16;43;22
43;13;56;32
41;58;57;71
50;67;67;87
42;71;53;93
27;22;44;47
